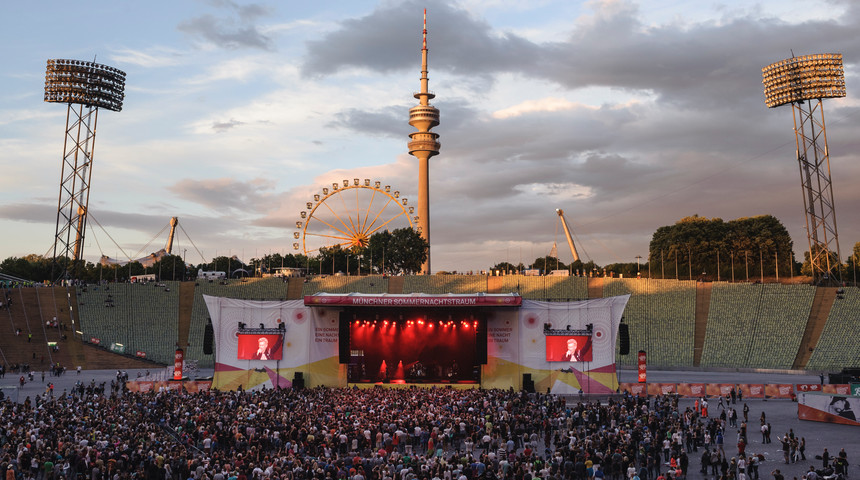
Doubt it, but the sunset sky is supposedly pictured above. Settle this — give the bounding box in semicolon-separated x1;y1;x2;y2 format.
2;0;859;272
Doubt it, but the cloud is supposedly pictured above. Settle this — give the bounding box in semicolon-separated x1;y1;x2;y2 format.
178;2;275;51
168;177;278;214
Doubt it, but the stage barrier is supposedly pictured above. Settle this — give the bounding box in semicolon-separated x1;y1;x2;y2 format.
125;380;212;393
619;382;850;399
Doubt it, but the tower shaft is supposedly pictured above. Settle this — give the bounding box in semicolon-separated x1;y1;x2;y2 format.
408;9;440;274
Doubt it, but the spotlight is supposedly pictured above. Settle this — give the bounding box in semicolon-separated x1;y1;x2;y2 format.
260;323;265;329
278;323;285;331
586;324;593;332
238;322;246;330
544;323;551;332
566;325;571;330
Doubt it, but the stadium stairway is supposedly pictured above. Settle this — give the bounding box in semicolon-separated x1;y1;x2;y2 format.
587;277;604;298
177;282;196;347
792;286;837;369
487;276;503;293
286;278;304;300
693;282;712;367
387;276;405;294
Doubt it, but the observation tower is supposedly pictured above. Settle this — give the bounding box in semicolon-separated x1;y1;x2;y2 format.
44;59;126;280
408;9;441;275
762;53;845;286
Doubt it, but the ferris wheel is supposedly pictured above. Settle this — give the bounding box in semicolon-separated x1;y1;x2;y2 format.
293;178;417;255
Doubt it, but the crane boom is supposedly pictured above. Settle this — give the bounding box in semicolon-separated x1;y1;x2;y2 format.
555;209;580;262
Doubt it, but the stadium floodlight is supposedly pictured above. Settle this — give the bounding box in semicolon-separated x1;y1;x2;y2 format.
44;59;126;282
762;53;845;286
762;53;845;108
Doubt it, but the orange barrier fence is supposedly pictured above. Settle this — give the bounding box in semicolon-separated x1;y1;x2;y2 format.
619;382;850;399
125;380;212;393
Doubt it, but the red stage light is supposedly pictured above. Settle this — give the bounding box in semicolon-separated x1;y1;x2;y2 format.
383;320;389;326
418;320;424;325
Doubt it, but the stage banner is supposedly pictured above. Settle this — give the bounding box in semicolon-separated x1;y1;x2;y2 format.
706;383;735;397
483;309;520;391
515;296;629;395
637;351;647;383
823;384;851;395
676;383;707;397
206;296;339;391
647;383;676;396
797;392;860;426
738;384;765;398
765;384;795;399
619;383;647;396
795;383;822;393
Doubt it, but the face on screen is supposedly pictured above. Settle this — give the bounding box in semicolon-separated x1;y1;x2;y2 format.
545;335;592;362
237;334;283;360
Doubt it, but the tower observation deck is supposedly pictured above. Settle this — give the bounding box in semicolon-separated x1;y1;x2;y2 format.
408;9;441;275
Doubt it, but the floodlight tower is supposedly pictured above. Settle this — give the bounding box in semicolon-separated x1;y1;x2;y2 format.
762;53;845;286
44;59;126;280
408;9;441;275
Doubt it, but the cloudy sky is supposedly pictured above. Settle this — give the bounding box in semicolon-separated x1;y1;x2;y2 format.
2;0;859;273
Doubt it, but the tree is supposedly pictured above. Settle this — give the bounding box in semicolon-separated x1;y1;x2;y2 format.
151;254;186;281
531;256;567;273
367;228;428;275
490;262;517;274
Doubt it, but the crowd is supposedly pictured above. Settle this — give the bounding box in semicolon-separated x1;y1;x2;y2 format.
0;385;851;480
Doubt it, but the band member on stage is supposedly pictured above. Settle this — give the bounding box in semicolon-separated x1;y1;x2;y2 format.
253;337;271;360
562;338;583;361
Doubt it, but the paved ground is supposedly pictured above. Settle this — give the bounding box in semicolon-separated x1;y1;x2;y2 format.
0;367;855;479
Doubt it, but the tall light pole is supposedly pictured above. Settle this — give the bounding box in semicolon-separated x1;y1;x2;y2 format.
635;255;642;275
763;53;846;286
45;59;126;281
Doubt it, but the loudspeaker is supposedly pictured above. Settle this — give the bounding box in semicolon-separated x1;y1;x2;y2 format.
293;372;305;390
338;311;350;364
619;323;630;355
522;373;534;393
475;319;487;365
203;322;214;355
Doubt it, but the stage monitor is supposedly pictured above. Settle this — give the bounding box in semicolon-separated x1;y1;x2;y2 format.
545;335;592;362
237;333;284;360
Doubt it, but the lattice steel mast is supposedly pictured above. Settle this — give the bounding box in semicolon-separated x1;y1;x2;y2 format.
762;53;845;286
44;59;126;281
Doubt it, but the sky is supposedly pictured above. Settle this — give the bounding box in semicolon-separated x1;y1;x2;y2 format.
2;0;860;273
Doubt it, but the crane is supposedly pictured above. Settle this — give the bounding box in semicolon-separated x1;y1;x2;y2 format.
555;209;580;263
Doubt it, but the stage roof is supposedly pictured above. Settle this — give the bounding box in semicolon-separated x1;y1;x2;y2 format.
304;292;522;307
